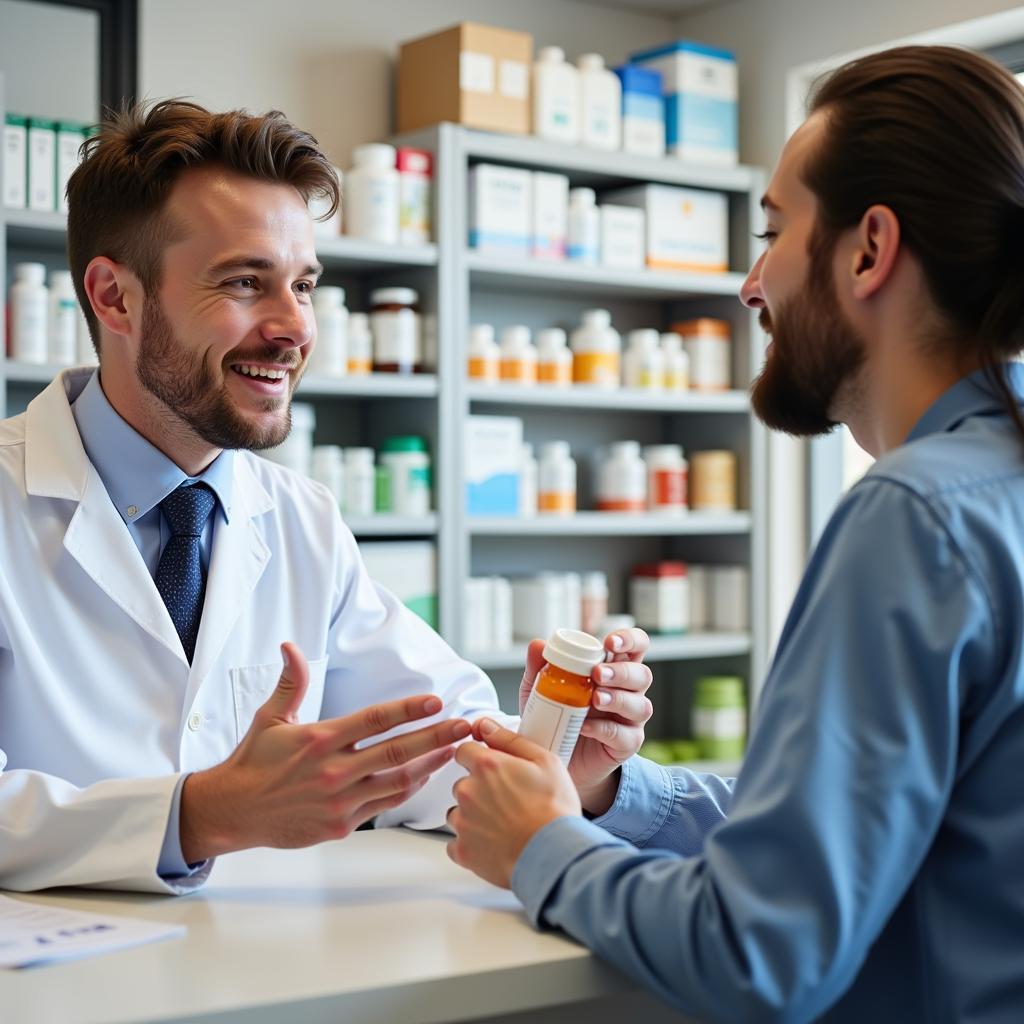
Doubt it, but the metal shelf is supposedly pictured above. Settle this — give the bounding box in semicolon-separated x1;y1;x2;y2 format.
346;514;438;537
298;372;438;398
466;251;746;300
468;511;752;537
3;207;67;248
467;381;749;413
315;236;438;270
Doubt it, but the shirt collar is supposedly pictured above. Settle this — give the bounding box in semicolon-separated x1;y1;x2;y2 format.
905;363;1024;444
70;369;234;527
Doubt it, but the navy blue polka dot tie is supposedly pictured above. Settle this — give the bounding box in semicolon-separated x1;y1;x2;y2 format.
156;483;217;663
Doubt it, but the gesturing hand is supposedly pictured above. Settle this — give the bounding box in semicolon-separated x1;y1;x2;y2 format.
181;642;470;861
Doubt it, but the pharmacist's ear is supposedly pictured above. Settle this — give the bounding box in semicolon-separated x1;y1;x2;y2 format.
83;256;143;341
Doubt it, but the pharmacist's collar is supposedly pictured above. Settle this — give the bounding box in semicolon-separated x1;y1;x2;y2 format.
906;363;1024;443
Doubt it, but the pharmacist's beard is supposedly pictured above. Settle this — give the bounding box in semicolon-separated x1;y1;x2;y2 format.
750;235;866;437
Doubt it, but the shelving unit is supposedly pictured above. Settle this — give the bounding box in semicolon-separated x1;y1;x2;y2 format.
1;88;767;761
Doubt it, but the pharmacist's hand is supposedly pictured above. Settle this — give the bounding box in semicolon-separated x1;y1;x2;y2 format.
518;627;653;818
446;719;581;888
180;642;471;863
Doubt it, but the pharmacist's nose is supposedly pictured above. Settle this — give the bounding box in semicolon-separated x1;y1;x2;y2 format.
740;251;766;310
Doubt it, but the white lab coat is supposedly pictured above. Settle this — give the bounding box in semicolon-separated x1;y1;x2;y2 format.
0;370;510;894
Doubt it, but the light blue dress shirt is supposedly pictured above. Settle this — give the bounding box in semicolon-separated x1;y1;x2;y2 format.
513;365;1024;1023
71;370;234;879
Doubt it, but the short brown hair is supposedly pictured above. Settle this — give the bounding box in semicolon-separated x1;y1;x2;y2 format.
804;45;1024;440
66;99;339;353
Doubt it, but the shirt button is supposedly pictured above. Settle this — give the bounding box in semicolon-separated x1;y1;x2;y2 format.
126;505;139;518
187;711;203;732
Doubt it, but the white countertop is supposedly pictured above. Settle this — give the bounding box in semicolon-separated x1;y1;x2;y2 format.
0;828;661;1024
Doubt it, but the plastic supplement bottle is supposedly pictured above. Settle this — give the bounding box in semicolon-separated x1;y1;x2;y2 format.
533;46;580;144
536;327;573;387
692;676;746;760
47;269;78;366
467;324;500;383
661;332;690;391
597;441;647;512
520;442;539;517
580;571;609;636
577;54;622;151
645;444;688;513
370;287;420;374
344;143;400;244
538;441;577;515
347;313;373;375
519;628;606;764
9;262;48;364
623;328;665;390
571;308;620;388
343;448;377;517
309;286;348;377
567;188;600;265
380;436;431;517
499;325;538;385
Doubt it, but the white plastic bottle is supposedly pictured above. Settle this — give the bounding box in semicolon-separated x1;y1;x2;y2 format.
347;312;373;375
9;262;49;364
311;445;345;508
47;269;78;366
467;324;500;383
581;571;609;636
597;440;647;512
623;328;665;390
344;144;400;245
520;442;539;517
499;325;538;385
661;332;690;391
536;327;573;387
309;286;348;377
577;54;622;151
533;46;580;144
567;188;600;265
343;448;376;517
570;308;621;389
538;440;577;515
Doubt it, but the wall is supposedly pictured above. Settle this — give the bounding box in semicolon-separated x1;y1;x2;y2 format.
139;0;675;167
674;0;1024;644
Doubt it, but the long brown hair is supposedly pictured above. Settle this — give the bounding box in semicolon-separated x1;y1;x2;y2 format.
66;99;339;354
805;45;1024;440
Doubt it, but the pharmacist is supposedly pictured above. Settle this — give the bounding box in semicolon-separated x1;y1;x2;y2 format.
448;45;1024;1023
0;100;653;894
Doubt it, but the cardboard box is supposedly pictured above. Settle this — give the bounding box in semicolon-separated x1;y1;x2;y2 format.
531;171;568;261
27;118;56;212
360;541;438;629
3;114;27;209
603;183;728;273
465;415;523;516
599;203;645;270
615;64;665;158
398;23;533;135
468;163;531;257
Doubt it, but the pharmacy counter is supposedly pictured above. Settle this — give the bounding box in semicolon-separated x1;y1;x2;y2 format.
1;828;692;1024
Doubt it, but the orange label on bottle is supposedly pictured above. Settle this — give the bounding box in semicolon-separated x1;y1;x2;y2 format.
538;363;572;385
597;499;646;512
650;468;687;509
573;352;620;386
500;359;537;383
538;491;576;514
468;357;498;382
347;358;372;375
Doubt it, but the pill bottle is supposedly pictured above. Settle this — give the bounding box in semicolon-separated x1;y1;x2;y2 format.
262;401;315;477
691;676;746;760
375;464;392;513
661;332;690;391
343;448;376;517
370;287;420;374
9;262;48;364
710;565;749;632
520;442;539;517
533;46;580;145
631;561;688;634
467;324;500;383
518;627;606;764
690;450;737;511
581;571;609;636
47;269;78;366
380;435;431;517
674;318;732;392
499;325;538;385
687;565;710;631
347;313;373;375
538;440;576;515
536;327;573;386
644;444;688;513
310;445;345;508
597;440;647;512
622;328;665;390
309;286;348;377
345;143;399;244
567;187;600;264
577;53;622;151
571;308;620;388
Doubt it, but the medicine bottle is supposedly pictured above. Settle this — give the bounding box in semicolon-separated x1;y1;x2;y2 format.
644;444;688;514
347;313;373;376
9;262;48;364
345;143;399;245
309;286;348;377
567;188;600;265
518;628;606;764
580;571;609;636
571;308;620;388
343;448;376;517
47;269;78;366
691;676;746;760
310;445;345;508
467;324;500;382
577;54;622;151
536;327;573;386
380;435;431;517
370;287;420;374
533;46;580;144
597;440;647;512
690;450;738;511
622;328;665;390
538;441;576;515
519;442;539;517
499;325;538;385
674;318;732;392
661;332;690;391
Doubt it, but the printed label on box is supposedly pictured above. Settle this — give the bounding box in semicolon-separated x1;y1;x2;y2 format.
460;51;495;94
500;60;529;100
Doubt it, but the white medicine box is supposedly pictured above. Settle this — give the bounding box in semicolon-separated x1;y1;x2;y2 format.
531;171;569;261
599;204;645;270
27;118;56;212
468;163;531;259
3;114;27;209
602;183;728;274
360;541;438;630
465;415;523;516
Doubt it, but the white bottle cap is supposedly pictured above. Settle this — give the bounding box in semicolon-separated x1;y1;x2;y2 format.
311;444;344;466
313;285;346;307
569;187;596;206
353;143;396;169
577;54;605;71
470;324;496;345
541;440;571;460
609;440;641;459
370;287;418;306
539;46;566;64
660;332;684;351
50;269;74;290
535;327;568;352
344;447;375;464
542;628;605;678
14;262;46;285
627;328;660;350
582;308;611;328
582;570;608;593
501;324;532;348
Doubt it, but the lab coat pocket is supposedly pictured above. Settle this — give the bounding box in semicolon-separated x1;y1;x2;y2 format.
230;656;329;741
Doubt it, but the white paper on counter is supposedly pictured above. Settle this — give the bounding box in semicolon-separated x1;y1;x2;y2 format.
0;894;185;968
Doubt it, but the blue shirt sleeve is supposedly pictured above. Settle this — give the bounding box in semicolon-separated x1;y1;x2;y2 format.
157;774;207;880
511;478;994;1021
